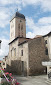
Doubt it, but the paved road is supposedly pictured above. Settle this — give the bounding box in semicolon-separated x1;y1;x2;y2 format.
13;75;51;85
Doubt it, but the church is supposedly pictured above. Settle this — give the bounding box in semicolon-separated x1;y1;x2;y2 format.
6;11;49;76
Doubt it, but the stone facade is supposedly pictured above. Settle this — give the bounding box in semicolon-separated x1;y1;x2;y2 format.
28;37;49;75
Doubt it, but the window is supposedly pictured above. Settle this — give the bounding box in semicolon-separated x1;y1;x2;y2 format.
18;24;20;37
22;35;23;37
21;50;23;56
45;40;47;44
45;48;48;55
49;67;51;69
18;24;20;30
11;50;12;57
21;33;23;37
18;34;20;37
21;24;23;30
3;63;5;65
14;48;16;56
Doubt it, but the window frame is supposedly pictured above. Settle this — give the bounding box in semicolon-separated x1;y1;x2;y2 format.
45;48;48;55
21;50;23;56
45;40;47;44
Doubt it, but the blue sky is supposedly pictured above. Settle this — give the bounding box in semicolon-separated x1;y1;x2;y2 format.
0;0;51;59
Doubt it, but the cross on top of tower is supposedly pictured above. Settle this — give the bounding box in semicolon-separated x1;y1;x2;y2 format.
17;8;18;12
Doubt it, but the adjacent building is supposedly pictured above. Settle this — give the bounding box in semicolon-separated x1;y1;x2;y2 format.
42;32;51;74
1;56;8;69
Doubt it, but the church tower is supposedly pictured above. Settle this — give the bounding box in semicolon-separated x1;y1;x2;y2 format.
10;12;26;42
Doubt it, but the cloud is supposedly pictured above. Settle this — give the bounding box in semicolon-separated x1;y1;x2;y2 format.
26;32;34;38
0;0;22;28
0;10;9;28
0;0;51;28
0;8;19;28
38;17;51;25
22;0;42;7
41;0;51;12
22;0;51;12
0;38;9;60
26;17;51;38
0;0;21;5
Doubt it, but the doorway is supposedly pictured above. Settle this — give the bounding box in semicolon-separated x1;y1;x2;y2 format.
21;61;24;75
46;67;47;74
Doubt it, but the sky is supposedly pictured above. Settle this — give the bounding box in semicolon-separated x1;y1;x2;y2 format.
0;0;51;60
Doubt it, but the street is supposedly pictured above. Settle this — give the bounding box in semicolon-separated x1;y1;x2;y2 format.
13;75;51;85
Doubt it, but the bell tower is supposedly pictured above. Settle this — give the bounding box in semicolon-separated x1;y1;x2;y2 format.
10;12;26;42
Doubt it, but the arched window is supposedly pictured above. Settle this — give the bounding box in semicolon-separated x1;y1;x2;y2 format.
18;23;20;30
14;48;16;56
21;24;23;30
11;50;12;57
45;48;48;55
18;24;20;37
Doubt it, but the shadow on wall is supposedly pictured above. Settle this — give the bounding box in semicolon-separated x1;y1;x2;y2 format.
5;60;21;75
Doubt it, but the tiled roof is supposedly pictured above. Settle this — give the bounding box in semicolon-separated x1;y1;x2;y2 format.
34;35;42;38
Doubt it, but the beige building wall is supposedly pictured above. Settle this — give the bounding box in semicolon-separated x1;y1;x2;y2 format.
8;37;30;66
19;42;29;76
47;66;51;73
8;38;29;75
44;35;51;59
10;18;16;42
10;17;26;42
44;36;48;48
9;39;19;62
48;36;51;59
15;18;26;38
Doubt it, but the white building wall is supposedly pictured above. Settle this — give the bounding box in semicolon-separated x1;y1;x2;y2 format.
48;36;51;59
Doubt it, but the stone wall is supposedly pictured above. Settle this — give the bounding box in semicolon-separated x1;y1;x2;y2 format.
6;60;21;75
28;37;49;75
